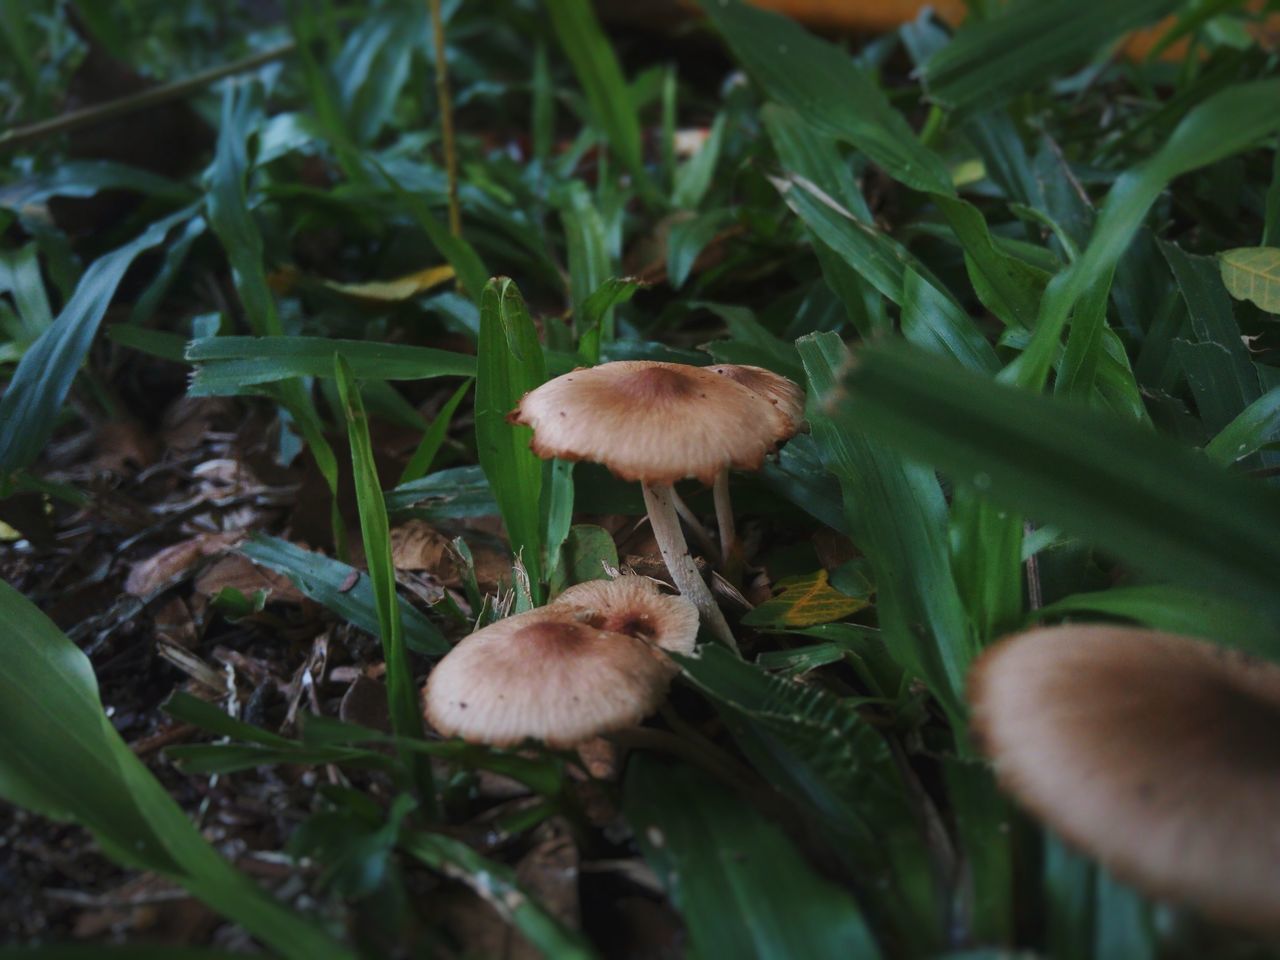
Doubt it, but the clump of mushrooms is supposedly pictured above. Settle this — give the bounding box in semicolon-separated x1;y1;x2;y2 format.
510;360;804;651
425;575;698;748
969;624;1280;932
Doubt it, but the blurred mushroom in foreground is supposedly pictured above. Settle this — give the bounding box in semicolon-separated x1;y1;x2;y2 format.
969;624;1280;932
424;575;698;748
510;360;803;651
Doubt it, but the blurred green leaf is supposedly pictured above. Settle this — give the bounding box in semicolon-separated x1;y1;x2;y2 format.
1204;386;1280;465
831;341;1280;649
549;523;618;596
920;0;1182;114
0;581;353;960
701;0;952;195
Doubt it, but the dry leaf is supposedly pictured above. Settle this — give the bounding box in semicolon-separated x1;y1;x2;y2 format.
124;532;243;597
193;553;305;604
390;520;456;576
324;264;454;301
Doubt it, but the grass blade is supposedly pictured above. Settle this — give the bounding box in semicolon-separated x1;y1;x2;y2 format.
475;278;548;597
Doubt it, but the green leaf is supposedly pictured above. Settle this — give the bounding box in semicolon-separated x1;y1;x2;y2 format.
0;581;354;960
547;0;648;194
185;336;475;395
0;207;195;471
700;0;952;196
560;181;612;350
339;353;422;733
385;464;497;519
799;333;973;722
239;535;448;655
549;523;618;597
625;754;883;960
206;85;279;336
476;278;548;596
400;830;597;960
1204;386;1280;465
1219;246;1280;314
1011;78;1280;390
398;379;473;485
919;0;1183;114
830;341;1280;648
677;646;938;949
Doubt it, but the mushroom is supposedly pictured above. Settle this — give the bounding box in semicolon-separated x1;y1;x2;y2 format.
969;624;1280;932
510;360;803;651
424;575;698;748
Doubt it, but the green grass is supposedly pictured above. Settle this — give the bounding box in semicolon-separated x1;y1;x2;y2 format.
2;0;1279;955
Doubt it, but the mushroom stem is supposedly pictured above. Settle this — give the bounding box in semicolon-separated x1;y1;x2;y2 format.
712;470;743;585
641;482;738;653
669;486;720;561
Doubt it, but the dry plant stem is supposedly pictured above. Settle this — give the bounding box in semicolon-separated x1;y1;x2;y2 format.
712;469;744;583
641;482;738;653
0;43;294;153
668;486;720;561
428;0;461;240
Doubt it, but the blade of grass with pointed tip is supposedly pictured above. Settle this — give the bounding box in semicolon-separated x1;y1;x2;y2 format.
476;278;547;598
0;581;355;960
0;206;195;471
831;341;1280;646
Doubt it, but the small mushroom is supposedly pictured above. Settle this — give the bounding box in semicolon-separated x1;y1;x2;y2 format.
424;575;698;748
510;360;802;651
969;624;1280;932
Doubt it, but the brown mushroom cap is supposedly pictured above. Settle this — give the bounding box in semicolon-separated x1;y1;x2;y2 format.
970;625;1280;932
424;577;698;748
708;363;805;430
509;361;802;485
551;574;700;655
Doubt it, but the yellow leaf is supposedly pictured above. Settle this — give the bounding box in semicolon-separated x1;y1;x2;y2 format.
324;264;456;301
1220;247;1280;315
742;569;868;628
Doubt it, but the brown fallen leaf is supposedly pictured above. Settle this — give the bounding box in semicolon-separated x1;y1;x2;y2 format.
124;531;243;597
338;674;392;734
391;520;456;577
193;553;305;604
91;419;160;475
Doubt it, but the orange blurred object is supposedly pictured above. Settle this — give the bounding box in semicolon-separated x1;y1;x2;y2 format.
738;0;1280;61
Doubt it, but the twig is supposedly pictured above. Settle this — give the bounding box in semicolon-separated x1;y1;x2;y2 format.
0;43;294;153
428;0;461;240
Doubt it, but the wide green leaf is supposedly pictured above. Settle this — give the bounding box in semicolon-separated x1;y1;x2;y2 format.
1219;246;1280;314
625;754;882;960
